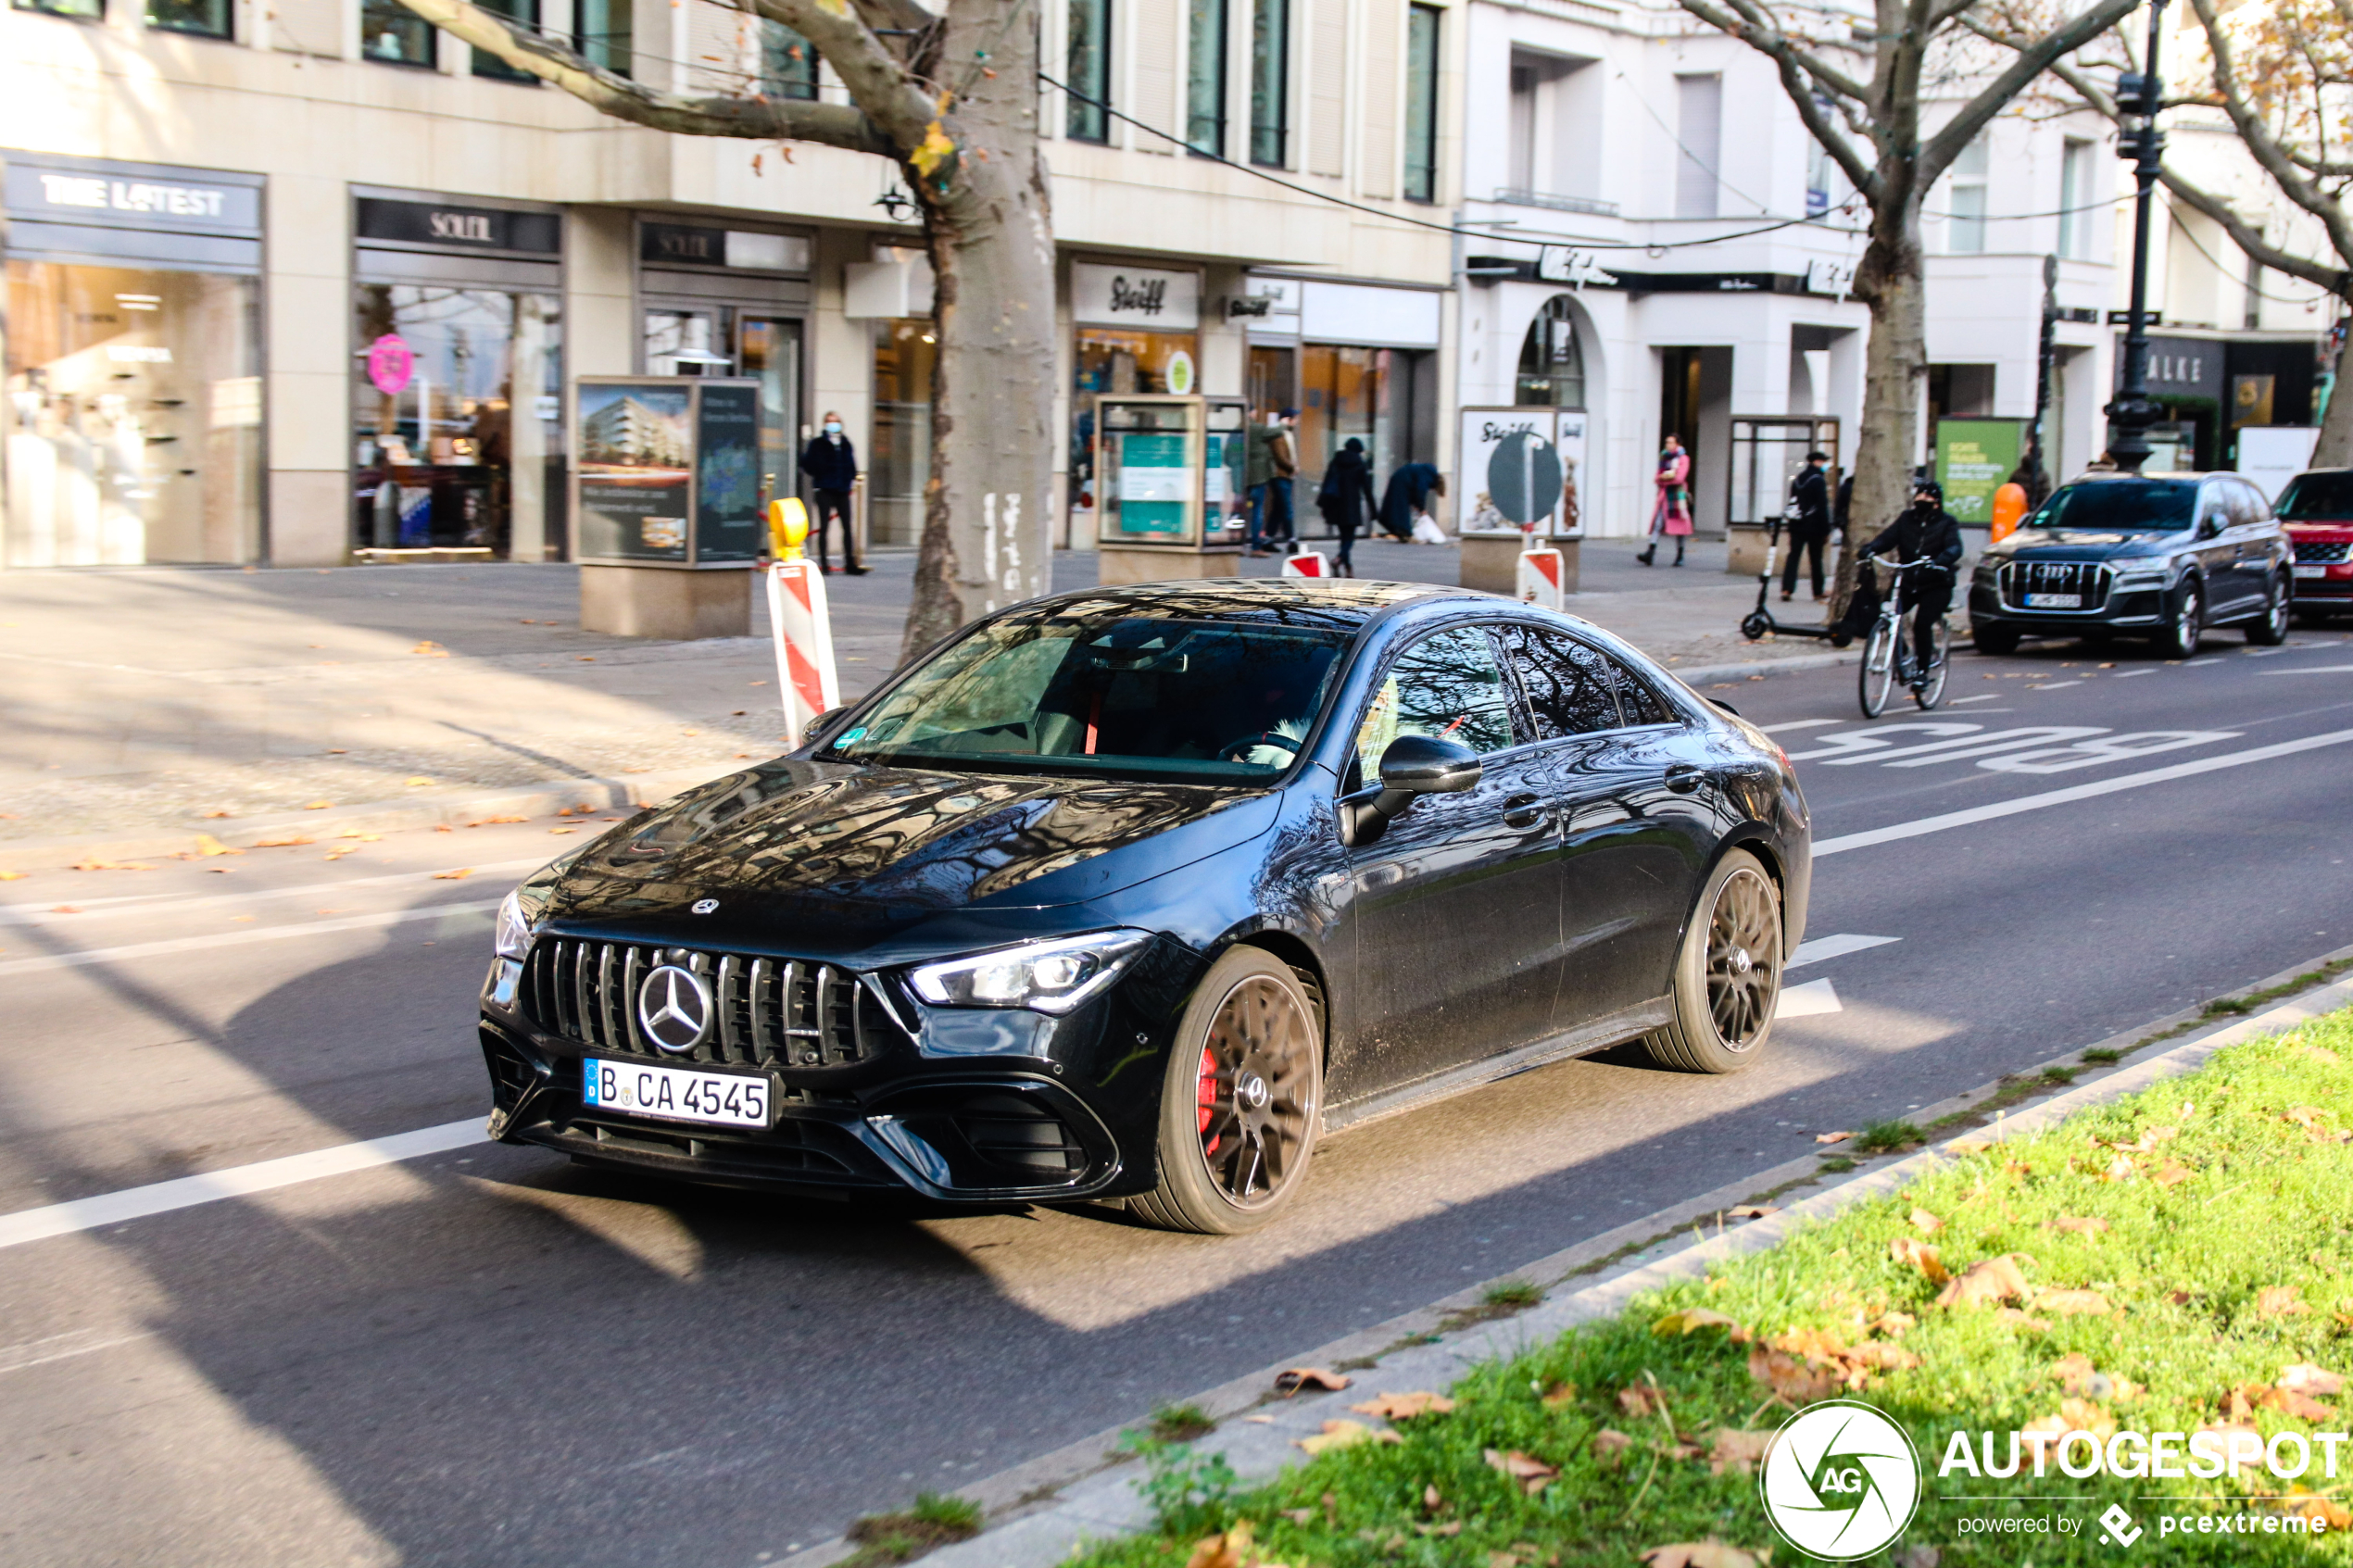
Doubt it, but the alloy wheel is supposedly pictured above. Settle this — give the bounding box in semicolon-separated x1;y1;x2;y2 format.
1704;866;1782;1051
1193;974;1316;1210
2174;588;2202;656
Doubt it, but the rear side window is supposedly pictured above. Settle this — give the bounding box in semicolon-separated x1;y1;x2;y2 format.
1353;624;1518;764
1501;625;1621;738
1609;659;1675;727
2232;481;2273;524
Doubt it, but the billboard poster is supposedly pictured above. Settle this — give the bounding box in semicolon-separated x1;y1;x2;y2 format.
577;381;693;562
1934;418;2027;527
694;382;763;562
1456;408;1580;537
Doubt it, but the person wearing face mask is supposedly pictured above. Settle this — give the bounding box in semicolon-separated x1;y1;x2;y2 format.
798;412;867;575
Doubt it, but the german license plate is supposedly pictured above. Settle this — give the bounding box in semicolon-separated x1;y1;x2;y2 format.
583;1057;771;1127
2296;564;2328;579
2025;593;2081;608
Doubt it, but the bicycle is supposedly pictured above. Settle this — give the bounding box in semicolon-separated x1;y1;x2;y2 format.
1857;556;1952;717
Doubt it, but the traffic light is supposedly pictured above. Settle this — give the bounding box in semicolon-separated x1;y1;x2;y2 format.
2116;70;2161;117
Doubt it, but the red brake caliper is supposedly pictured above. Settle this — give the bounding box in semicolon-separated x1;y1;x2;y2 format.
1196;1045;1220;1157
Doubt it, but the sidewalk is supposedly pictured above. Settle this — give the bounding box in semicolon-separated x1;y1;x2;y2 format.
0;536;1837;847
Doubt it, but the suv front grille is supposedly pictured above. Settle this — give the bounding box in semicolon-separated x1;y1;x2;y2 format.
522;938;908;1068
2294;540;2351;564
1999;559;2113;611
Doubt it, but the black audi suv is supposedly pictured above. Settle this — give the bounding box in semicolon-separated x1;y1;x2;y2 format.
477;582;1809;1232
1969;471;2292;656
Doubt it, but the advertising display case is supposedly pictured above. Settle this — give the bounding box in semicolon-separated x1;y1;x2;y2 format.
1455;406;1586;596
572;375;762;638
1095;395;1250;583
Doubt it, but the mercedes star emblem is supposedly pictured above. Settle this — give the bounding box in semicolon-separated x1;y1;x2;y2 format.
638;964;714;1053
691;897;720;915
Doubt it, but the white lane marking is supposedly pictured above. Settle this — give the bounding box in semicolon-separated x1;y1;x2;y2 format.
2110;670;2156;678
2264;666;2353;674
0;1120;488;1251
0;858;546;927
2028;681;2086;690
0;900;501;978
1785;722;1980;763
0;1327;151;1374
1816;727;2353;857
1790;934;1900;968
1759;719;1842;734
1775;978;1841;1019
1979;730;2240;774
1948;694;2003;704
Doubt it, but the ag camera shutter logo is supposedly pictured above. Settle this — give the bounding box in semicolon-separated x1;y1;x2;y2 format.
1759;1399;1922;1561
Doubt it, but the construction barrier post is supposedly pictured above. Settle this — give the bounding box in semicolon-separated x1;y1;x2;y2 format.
765;498;841;742
1516;543;1567;610
1279;544;1331;578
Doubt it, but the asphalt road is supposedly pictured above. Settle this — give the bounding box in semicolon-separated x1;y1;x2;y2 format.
5;624;2352;1567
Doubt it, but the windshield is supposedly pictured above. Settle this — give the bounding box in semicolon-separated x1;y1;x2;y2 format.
824;609;1352;781
2276;472;2353;521
2023;480;2197;534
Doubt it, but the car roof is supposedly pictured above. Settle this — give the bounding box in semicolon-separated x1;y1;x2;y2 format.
2064;471;2208;485
1011;578;1465;629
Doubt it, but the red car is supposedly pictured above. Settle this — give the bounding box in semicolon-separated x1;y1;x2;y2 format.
2276;468;2353;622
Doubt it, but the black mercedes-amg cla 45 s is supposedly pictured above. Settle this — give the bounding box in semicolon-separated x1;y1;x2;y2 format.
477;580;1810;1232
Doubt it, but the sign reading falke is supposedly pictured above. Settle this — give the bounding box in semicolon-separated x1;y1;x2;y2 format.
1073;263;1201;331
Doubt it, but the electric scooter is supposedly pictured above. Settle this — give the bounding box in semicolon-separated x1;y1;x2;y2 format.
1739;511;1854;647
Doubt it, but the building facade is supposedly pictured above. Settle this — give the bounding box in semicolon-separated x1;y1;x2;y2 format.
2;0;1460;569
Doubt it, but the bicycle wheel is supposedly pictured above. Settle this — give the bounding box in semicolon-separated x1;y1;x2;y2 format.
1858;617;1898;717
1913;618;1951;709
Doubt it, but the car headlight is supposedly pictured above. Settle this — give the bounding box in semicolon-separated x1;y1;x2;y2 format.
494;886;541;960
909;930;1151;1014
2110;561;2171;586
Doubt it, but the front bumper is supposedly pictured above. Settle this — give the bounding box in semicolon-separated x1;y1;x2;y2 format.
1969;582;2169;633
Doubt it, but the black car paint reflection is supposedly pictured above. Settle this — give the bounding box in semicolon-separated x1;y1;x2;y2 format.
476;582;1809;1207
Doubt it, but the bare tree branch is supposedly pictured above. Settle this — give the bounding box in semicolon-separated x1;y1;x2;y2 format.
1678;0;1876;105
2160;168;2351;291
1917;0;2138;186
391;0;897;152
736;0;943;144
2180;0;2353;270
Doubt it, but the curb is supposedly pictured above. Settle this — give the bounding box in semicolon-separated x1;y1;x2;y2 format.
817;951;2353;1568
1664;647;1858;687
0;762;746;868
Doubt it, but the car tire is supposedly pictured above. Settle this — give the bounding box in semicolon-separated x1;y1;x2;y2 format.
2156;581;2203;659
1971;622;2020;657
2246;576;2291;646
1129;947;1323;1235
1641;848;1783;1074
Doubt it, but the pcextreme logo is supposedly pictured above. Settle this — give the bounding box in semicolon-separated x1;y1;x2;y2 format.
1759;1399;1923;1561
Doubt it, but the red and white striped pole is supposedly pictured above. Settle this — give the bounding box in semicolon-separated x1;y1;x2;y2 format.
765;498;840;739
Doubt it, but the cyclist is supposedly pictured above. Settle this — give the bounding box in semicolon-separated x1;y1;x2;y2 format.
1860;479;1965;677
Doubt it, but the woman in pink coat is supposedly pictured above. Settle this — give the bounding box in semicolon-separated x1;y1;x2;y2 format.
1638;433;1692;567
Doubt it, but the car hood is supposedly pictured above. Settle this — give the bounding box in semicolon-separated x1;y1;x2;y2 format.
555;760;1281;925
1990;529;2184;562
2285;521;2353;539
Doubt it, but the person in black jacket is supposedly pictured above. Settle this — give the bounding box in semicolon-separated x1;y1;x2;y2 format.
1861;479;1966;662
1316;438;1378;576
1780;450;1832;602
797;411;867;574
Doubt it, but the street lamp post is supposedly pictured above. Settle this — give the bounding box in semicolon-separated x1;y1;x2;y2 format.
2106;0;2170;474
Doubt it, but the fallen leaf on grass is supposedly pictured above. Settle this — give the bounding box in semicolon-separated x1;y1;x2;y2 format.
433;868;474;881
1749;1346;1841;1403
1617;1384;1663;1419
2300;1047;2343;1066
1640;1542;1770;1568
1815;1131;1852;1145
1867;1311;1917;1337
2259;1286;2311;1318
2286;1106;2333;1130
2196;1420;2264;1455
1414;1521;1463;1537
1483;1449;1558;1496
1937;1255;2032;1309
1274;1367;1351;1393
2232;1383;2335;1423
1891;1236;1950;1284
1945;1135;1995;1155
1995;1308;2054;1331
1653;1309;1743;1336
2045;1215;2110;1236
1592;1429;1635;1464
1726;1205;1778;1219
1706;1429;1776;1475
2149;1162;2195;1189
1539;1382;1579;1409
2037;1289;2113;1316
1908;1207;1945;1235
2281;1363;2347;1397
1294;1419;1396;1454
1183;1520;1276;1568
2282;1492;2353;1531
1349;1391;1453;1420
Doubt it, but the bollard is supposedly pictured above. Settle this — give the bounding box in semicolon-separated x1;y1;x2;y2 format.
1279;546;1331;578
1990;481;2029;544
1516;546;1567;610
764;498;841;739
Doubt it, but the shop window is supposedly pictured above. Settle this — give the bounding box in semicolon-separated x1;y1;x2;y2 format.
872;318;937;547
1071;325;1200;520
362;0;435;65
147;0;230;36
472;0;540;81
1674;73;1721;220
15;0;102;20
575;0;630;76
762;21;818;100
6;261;262;567
352;284;564;560
1188;0;1227;157
1403;5;1440;203
1515;296;1585;408
1298;345;1401;490
1067;0;1111;142
1250;0;1288;166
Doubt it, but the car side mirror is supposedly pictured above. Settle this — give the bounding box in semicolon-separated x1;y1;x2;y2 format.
802;706;849;746
1344;734;1481;845
2196;514;2221;540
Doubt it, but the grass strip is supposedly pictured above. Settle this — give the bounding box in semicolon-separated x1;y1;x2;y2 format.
1077;1006;2353;1566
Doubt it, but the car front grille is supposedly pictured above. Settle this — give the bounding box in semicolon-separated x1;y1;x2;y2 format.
2295;540;2352;564
1999;559;2113;611
522;938;908;1068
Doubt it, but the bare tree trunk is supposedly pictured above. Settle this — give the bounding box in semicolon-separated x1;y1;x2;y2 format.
896;3;1059;662
1831;209;1926;621
2315;314;2353;468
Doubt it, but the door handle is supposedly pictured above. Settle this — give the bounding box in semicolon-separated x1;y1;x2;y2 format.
1663;763;1705;795
1502;793;1548;829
